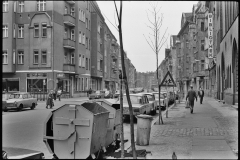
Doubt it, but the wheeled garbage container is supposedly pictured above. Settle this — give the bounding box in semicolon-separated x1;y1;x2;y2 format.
43;102;110;159
136;114;153;146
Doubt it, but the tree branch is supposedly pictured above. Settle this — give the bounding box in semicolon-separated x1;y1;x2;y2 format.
143;34;155;53
114;1;120;22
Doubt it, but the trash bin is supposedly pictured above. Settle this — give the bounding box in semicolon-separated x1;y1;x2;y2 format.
136;114;153;146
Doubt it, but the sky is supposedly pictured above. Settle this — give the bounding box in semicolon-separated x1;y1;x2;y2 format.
97;1;197;73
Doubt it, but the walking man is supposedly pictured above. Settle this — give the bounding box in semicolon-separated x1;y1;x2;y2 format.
46;90;54;109
186;85;197;114
198;87;204;104
57;87;62;101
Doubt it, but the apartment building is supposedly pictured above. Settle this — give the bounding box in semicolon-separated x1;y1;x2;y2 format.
212;1;238;105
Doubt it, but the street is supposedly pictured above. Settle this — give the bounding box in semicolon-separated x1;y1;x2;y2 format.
2;97;164;159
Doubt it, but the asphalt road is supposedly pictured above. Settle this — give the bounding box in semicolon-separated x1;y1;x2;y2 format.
2;98;172;159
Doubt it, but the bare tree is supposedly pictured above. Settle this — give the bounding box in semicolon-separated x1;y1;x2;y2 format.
143;2;169;124
114;1;137;158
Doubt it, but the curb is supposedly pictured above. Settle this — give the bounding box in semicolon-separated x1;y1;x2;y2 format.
125;102;176;153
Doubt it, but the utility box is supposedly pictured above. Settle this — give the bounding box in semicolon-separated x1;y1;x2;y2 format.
43;102;110;159
92;99;121;147
136;114;153;146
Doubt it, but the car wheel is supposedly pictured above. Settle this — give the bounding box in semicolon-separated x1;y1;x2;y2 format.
3;107;8;112
18;104;23;111
31;103;35;110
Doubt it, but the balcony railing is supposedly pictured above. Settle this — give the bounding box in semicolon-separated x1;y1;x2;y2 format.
63;38;75;49
63;64;75;72
63;14;75;26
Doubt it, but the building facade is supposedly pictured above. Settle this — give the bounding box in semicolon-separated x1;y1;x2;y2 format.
2;1;122;97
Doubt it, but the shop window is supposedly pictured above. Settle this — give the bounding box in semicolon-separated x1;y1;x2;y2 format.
27;79;46;92
3;78;19;92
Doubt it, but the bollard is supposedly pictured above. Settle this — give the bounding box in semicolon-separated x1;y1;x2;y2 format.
136;114;153;146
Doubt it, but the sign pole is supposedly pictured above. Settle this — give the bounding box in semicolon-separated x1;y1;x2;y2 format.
166;82;169;118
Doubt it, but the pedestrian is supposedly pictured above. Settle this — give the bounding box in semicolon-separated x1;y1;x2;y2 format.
88;88;92;96
57;87;62;101
198;87;204;104
46;90;54;109
186;85;197;114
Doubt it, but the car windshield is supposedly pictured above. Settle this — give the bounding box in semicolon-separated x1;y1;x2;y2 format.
123;95;141;104
146;95;154;101
2;94;9;100
9;94;21;99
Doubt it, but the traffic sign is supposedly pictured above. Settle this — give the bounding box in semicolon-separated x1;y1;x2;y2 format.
159;71;176;87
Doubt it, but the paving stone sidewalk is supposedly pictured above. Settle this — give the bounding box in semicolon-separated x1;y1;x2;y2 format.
133;97;238;159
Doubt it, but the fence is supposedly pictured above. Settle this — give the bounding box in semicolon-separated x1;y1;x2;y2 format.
30;89;70;101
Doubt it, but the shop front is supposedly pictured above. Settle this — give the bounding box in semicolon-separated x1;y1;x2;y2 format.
2;78;20;92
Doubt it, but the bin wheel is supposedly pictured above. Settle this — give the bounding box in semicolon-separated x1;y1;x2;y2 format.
18;104;23;111
31;103;35;110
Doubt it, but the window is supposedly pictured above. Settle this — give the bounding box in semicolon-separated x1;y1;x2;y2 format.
86;18;88;29
186;41;189;49
85;78;88;89
201;60;205;71
71;53;74;64
34;23;39;37
79;54;81;67
19;1;24;13
3;1;8;12
37;0;46;11
42;23;47;37
64;28;67;39
86;58;88;70
71;29;75;41
86;37;88;49
83;11;85;22
100;60;103;71
82;33;85;45
18;25;24;38
33;50;39;64
79;31;82;43
89;19;91;30
64;52;67;64
98;23;100;33
89;58;90;70
201;22;204;31
41;50;47;64
13;24;16;38
201;40;204;51
82;55;85;67
70;7;74;16
18;51;24;64
79;8;81;20
89;39;91;51
64;6;68;14
2;50;8;64
3;25;8;38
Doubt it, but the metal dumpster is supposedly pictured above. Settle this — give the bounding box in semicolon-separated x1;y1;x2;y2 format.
43;102;110;159
91;99;121;147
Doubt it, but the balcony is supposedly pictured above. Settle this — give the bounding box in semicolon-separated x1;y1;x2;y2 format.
63;14;75;26
63;64;75;73
63;39;75;49
65;1;75;5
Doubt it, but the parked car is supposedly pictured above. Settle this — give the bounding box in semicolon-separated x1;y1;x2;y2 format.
152;92;166;111
2;147;45;159
4;92;38;112
104;90;113;99
119;94;152;119
113;90;120;98
141;93;158;115
89;90;105;99
2;92;12;111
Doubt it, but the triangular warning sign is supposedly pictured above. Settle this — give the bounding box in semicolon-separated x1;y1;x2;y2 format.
159;71;176;87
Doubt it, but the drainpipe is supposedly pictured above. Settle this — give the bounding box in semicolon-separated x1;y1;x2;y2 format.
51;6;54;92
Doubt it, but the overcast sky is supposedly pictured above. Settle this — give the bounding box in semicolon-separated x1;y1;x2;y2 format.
97;1;197;72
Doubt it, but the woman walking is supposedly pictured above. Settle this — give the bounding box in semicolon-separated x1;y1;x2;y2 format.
46;90;54;109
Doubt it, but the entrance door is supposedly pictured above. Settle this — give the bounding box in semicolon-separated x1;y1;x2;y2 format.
221;53;225;100
232;39;238;104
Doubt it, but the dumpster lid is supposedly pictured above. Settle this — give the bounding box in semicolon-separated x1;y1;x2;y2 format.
81;102;109;114
136;114;153;119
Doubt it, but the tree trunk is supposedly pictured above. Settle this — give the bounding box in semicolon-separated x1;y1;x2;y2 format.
120;78;125;158
117;2;137;158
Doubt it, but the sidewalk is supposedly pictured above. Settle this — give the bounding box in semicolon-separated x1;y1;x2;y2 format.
37;96;89;104
132;97;238;159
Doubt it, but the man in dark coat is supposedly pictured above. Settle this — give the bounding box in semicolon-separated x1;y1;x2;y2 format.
46;90;54;109
186;85;197;114
198;87;204;104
